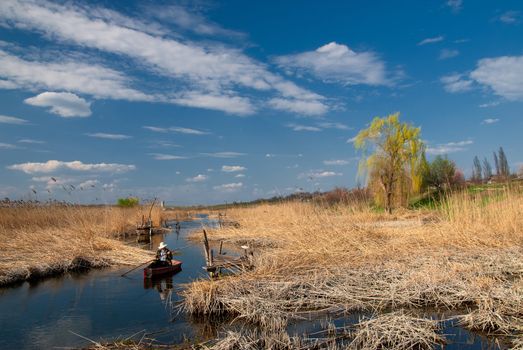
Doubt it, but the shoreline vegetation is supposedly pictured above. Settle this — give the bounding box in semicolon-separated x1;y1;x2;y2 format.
179;186;523;349
0;201;164;287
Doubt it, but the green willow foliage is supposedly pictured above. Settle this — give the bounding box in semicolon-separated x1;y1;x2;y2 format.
354;112;425;214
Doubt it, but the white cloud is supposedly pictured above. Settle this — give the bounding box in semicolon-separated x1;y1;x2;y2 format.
148;4;245;38
440;73;473;93
0;49;152;101
222;165;246;172
417;36;444;46
439;49;459;60
173;91;255;116
299;170;342;179
481;118;499;125
346;136;357;144
143;125;209;135
18;138;45;144
0;142;20;149
317;122;351;130
0;114;29;125
213;182;243;192
201;152;246;158
235;174;245;178
8;160;136;174
498;11;520;24
478;101;500;108
426;140;473;155
24;91;91;117
286;123;322;132
268;98;328;116
0;0;326;115
149;153;186;160
85;133;131;140
323;159;350;166
275;42;390;86
470;56;523;100
186;174;208;182
447;0;463;13
78;179;99;189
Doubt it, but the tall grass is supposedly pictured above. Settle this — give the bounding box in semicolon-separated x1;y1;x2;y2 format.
0;203;157;286
181;188;523;345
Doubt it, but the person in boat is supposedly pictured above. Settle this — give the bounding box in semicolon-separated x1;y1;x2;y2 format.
155;242;173;266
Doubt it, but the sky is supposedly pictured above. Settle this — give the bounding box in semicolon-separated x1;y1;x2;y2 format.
0;0;522;205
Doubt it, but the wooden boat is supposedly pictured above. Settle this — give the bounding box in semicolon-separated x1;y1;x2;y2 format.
143;260;182;278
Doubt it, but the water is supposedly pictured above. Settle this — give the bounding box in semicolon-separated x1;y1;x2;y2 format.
0;217;216;350
0;216;507;349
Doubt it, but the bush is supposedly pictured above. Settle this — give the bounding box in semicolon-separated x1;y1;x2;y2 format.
117;197;139;207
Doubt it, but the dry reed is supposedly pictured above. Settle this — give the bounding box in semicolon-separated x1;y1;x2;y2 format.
0;203;157;286
182;188;523;344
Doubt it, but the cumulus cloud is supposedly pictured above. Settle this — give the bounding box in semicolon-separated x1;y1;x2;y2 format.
186;174;208;182
470;56;523;100
235;174;245;178
426;140;473;155
7;160;136;174
24;91;91;117
213;182;243;192
0;114;29;125
275;42;390;86
143;126;209;135
440;73;473;93
149;153;186;160
481;118;499;125
0;49;152;101
85;133;131;140
323;159;350;166
417;36;444;46
478;101;500;108
0;0;327;115
222;165;246;172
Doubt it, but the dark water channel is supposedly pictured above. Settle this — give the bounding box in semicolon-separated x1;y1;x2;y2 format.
0;216;507;349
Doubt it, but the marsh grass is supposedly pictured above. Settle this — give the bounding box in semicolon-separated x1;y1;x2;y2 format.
0;203;158;286
182;188;523;346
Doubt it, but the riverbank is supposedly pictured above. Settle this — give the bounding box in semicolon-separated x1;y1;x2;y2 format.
182;189;523;348
0;203;155;287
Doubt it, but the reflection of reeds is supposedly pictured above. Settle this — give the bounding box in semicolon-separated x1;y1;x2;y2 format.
0;203;156;286
182;188;523;343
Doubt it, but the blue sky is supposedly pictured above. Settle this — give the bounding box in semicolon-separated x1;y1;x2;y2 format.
0;0;522;205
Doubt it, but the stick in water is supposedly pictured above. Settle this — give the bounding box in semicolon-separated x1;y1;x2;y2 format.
121;259;155;277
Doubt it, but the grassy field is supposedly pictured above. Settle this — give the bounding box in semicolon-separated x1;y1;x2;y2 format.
181;188;523;348
0;203;159;286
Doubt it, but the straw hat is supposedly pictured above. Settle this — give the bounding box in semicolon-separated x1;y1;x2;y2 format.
158;242;167;249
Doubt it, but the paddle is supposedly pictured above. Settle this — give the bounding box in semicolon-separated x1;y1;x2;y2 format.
120;259;155;277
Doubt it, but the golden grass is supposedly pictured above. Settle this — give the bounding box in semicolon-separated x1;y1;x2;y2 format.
182;189;523;344
0;204;157;286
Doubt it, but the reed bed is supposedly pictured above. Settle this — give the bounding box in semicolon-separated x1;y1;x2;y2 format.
0;203;157;286
182;188;523;346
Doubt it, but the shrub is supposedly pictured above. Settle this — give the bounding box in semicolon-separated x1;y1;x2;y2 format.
116;197;139;207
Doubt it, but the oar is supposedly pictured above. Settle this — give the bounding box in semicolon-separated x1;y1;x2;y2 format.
121;259;155;277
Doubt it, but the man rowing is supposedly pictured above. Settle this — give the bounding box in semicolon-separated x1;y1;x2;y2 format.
155;241;173;266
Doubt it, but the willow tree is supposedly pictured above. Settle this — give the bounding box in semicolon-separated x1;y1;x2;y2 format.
354;113;425;214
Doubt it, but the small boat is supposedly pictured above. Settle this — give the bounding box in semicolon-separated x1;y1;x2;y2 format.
143;260;182;278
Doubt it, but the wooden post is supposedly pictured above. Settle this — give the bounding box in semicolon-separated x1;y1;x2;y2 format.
219;240;223;255
203;229;211;267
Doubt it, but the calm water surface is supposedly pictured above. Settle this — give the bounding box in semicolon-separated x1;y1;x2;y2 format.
0;217;215;350
0;216;506;349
